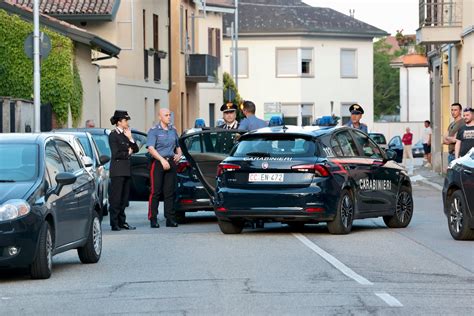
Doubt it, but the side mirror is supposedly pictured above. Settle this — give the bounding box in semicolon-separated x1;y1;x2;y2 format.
54;172;77;195
83;156;94;168
385;149;397;161
99;155;110;165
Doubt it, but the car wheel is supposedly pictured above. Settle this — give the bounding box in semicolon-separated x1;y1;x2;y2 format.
78;212;102;263
327;189;354;234
447;190;474;240
30;222;53;279
217;218;244;234
176;212;186;224
383;186;413;228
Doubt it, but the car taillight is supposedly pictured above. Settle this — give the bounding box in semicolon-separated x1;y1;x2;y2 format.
217;163;241;176
177;161;191;173
291;164;330;177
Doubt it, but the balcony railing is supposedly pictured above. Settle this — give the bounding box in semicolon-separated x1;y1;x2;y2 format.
419;1;462;27
186;54;218;83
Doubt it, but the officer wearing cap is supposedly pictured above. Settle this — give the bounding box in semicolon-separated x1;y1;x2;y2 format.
218;102;239;129
108;110;139;231
345;103;368;133
146;108;182;228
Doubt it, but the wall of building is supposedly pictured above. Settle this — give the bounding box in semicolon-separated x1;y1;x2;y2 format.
399;66;430;122
222;36;375;128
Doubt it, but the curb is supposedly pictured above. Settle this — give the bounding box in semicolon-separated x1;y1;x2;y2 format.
410;174;443;191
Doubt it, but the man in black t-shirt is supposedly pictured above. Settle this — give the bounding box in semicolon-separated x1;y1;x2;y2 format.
455;107;474;158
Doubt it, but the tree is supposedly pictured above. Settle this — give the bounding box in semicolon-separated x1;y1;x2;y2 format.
373;38;400;120
223;72;245;120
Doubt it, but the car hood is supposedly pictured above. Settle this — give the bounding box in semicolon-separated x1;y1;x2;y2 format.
0;182;35;203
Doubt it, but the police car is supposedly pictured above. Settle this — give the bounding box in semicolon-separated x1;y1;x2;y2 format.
179;125;414;234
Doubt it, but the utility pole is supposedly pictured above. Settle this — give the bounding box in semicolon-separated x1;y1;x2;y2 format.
234;0;238;89
33;0;41;132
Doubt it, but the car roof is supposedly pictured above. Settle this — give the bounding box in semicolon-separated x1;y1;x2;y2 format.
52;130;92;138
0;133;71;144
55;128;110;135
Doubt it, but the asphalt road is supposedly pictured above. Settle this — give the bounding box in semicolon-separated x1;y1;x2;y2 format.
1;183;473;315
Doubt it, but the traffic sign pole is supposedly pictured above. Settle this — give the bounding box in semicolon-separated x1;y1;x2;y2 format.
33;0;41;132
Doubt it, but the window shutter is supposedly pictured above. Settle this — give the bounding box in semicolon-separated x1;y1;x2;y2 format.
208;28;213;55
277;49;298;76
341;49;357;77
216;28;221;64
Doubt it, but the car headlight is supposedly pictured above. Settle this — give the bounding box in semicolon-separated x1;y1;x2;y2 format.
0;200;31;222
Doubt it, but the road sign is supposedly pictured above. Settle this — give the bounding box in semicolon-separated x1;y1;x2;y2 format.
24;32;52;60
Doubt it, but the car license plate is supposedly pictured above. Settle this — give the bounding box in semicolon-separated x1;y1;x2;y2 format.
248;173;284;182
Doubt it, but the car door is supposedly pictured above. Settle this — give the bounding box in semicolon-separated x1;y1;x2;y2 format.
351;130;399;213
128;130;150;201
460;151;474;220
55;139;94;241
388;136;403;163
44;140;77;247
178;129;243;200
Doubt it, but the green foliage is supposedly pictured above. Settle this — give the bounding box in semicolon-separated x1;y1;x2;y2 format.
374;38;400;119
0;9;83;125
223;72;245;120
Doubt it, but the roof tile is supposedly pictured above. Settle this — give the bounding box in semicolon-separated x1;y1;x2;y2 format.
8;0;117;16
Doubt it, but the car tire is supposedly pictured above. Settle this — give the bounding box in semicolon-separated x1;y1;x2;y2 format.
30;222;53;279
176;212;186;224
446;190;474;240
77;212;102;264
327;189;354;234
383;186;413;228
217;218;244;234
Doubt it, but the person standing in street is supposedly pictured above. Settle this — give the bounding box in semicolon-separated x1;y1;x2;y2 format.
146;108;182;228
422;120;433;168
402;127;414;173
239;101;267;131
455;107;474;159
345;104;368;133
108;110;138;231
85;119;95;128
443;103;465;164
218;102;239;129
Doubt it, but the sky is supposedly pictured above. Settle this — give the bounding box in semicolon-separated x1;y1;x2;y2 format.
303;0;419;36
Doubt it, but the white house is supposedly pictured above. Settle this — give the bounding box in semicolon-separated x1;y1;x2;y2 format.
222;0;387;128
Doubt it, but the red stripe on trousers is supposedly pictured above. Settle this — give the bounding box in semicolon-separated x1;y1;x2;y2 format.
148;160;156;220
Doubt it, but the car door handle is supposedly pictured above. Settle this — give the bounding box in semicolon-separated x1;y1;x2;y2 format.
463;169;472;175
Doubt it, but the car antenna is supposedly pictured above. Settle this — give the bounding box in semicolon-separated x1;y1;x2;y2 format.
282;113;288;131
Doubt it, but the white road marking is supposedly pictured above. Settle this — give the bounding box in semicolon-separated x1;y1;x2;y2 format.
375;292;403;307
293;233;373;286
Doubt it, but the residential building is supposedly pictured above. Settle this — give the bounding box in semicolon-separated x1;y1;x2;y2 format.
1;1;119;130
12;0;171;132
169;0;233;131
417;0;474;171
222;0;387;128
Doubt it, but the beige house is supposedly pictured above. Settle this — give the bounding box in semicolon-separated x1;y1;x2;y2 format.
1;1;119;131
169;0;234;132
417;0;474;171
14;0;171;132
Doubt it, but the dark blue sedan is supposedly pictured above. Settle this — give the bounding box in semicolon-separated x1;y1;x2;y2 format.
0;134;102;279
180;126;414;234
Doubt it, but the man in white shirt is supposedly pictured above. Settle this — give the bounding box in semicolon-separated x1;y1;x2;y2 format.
422;120;432;168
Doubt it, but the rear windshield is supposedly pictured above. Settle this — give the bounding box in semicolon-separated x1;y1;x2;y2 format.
369;134;386;144
232;136;317;158
91;134;111;157
0;144;38;181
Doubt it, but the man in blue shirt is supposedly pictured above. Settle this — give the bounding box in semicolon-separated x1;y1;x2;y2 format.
146;108;182;228
345;103;368;133
239;101;267;131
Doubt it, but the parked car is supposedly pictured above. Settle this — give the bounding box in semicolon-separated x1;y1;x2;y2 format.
0;133;102;279
387;136;425;163
442;148;474;240
369;133;387;150
53;131;110;219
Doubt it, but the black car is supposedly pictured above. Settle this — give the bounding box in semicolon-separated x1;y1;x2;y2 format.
369;133;387;150
0;134;102;279
388;136;425;162
442;148;474;240
180;126;413;234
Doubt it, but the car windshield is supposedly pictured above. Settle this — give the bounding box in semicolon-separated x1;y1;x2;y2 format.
370;134;386;144
0;144;38;181
232;135;317;158
77;136;93;158
91;134;111;157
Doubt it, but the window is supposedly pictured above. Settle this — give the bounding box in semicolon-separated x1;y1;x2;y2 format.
231;48;248;78
0;144;38;181
55;140;82;172
153;14;159;50
180;6;184;52
45;142;65;187
276;48;313;77
352;130;383;159
334;132;358;157
232;135;317;158
341;102;357;125
209;103;215;127
280;103;313;126
143;10;148;80
341;49;357;78
208;28;221;64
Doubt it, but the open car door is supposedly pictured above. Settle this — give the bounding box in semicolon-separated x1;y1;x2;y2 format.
178;128;245;202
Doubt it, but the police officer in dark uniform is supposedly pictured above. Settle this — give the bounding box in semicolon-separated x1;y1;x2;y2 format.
218;102;239;129
345;103;368;133
108;110;139;231
146;108;182;228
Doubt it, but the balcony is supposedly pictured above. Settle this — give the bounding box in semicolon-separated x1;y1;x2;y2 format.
417;1;463;44
186;54;218;83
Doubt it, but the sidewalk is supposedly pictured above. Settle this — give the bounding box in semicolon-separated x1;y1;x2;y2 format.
409;163;445;191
